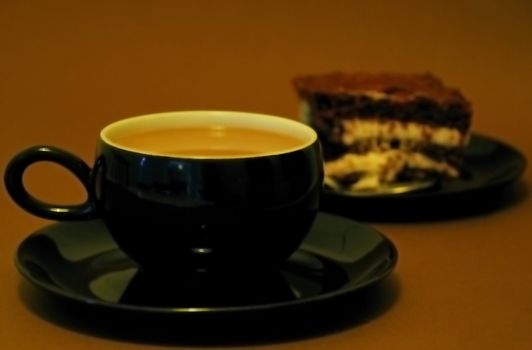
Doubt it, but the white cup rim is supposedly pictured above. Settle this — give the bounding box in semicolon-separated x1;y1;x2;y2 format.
100;110;318;159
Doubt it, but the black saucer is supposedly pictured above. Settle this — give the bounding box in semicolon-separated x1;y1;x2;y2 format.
321;134;527;221
15;212;397;319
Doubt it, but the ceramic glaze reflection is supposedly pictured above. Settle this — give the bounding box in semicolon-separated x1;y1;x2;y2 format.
15;213;397;310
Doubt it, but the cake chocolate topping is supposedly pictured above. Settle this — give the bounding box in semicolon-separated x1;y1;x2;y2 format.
294;72;469;105
293;72;473;190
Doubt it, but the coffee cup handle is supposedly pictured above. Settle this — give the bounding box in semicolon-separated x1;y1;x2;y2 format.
4;145;97;220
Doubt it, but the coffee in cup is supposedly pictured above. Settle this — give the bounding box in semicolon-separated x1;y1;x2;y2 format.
5;111;323;272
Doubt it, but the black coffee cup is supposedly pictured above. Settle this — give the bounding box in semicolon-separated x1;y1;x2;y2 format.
5;111;323;272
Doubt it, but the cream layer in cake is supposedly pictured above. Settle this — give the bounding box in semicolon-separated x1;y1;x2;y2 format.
340;119;469;148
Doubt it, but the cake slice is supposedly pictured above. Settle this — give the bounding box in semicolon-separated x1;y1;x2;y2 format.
293;72;472;190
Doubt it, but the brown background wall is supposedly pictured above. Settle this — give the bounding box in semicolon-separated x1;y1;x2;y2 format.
1;1;531;349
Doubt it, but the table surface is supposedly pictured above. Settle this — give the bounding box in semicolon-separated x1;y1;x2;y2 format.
1;1;531;349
